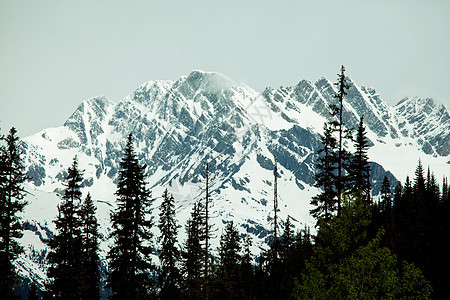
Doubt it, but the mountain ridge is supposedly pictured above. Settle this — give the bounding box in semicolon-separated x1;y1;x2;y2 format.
15;70;450;290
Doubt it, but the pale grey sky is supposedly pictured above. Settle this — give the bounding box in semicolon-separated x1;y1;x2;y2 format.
1;0;449;137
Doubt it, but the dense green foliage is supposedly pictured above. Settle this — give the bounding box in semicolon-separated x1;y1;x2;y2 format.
295;196;432;299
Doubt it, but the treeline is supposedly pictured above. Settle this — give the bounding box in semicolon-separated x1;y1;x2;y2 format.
296;66;448;299
41;134;315;299
0;129;312;299
0;66;448;299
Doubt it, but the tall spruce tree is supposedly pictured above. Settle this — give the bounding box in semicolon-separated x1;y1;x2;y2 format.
278;216;296;299
280;216;294;255
393;176;413;260
215;221;241;300
79;192;100;299
0;127;27;298
158;189;181;299
46;156;84;299
379;176;394;248
330;65;352;215
380;176;392;213
442;177;449;207
107;133;155;299
291;227;313;282
239;233;254;300
348;116;371;203
311;123;338;222
411;161;428;267
182;202;203;299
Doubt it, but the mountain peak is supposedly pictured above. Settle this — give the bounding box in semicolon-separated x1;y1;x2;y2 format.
182;70;236;93
65;95;114;124
395;97;449;121
396;96;441;109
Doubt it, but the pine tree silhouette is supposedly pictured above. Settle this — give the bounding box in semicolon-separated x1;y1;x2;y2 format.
311;123;338;222
348;116;371;203
0;127;28;298
215;221;241;299
158;189;181;299
107;133;155;299
182;201;203;299
46;156;84;299
79;192;101;299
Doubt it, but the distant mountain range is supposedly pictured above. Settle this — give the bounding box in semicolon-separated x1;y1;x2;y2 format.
16;70;450;290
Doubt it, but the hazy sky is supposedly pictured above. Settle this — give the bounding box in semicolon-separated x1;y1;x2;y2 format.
1;0;449;137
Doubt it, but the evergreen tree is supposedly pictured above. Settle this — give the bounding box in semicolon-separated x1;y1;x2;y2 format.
393;176;413;261
107;133;155;299
215;221;241;300
79;192;100;299
0;127;28;299
291;226;313;282
182;202;203;299
239;233;255;300
46;156;84;299
158;189;181;299
278;216;296;299
379;176;394;247
329;65;352;215
348;116;371;203
442;177;449;207
280;216;294;255
311;123;338;222
380;176;392;213
409;161;430;270
414;160;426;195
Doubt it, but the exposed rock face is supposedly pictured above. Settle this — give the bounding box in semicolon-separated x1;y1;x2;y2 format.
395;97;450;156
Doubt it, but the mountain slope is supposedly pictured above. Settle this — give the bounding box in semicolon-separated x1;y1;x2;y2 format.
15;70;449;290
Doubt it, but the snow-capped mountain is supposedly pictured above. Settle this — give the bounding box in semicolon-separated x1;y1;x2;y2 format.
16;70;450;290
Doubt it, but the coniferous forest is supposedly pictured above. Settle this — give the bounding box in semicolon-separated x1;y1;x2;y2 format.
1;68;449;299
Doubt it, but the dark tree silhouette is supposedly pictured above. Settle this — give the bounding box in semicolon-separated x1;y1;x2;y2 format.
79;192;101;299
311;123;338;222
0;127;28;298
107;133;155;299
46;156;84;299
182;201;203;299
348;116;371;203
158;189;181;299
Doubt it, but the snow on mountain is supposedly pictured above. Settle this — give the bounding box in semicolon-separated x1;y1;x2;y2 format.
15;70;449;289
394;97;450;156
